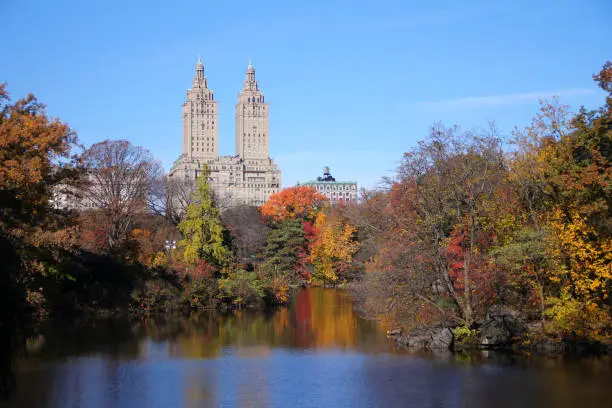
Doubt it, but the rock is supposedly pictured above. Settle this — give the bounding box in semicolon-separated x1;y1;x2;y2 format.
393;326;454;350
431;327;454;349
479;305;526;349
386;328;402;337
406;329;430;349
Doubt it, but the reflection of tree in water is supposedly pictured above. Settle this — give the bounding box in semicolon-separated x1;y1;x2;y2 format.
3;288;612;408
0;237;23;401
164;288;390;356
0;323;16;401
2;288;393;405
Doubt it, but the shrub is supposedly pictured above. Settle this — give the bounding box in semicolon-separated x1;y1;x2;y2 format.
452;324;478;345
183;276;219;311
131;279;182;315
218;270;265;307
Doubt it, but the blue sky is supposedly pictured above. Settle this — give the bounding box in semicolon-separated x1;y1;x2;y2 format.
3;0;610;188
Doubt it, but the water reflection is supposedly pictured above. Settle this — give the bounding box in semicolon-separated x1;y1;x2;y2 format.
1;288;611;408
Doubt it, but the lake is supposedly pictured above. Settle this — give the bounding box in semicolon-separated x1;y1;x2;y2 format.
1;288;611;408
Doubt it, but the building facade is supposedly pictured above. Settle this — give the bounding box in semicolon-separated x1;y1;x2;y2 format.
169;59;281;208
299;167;358;204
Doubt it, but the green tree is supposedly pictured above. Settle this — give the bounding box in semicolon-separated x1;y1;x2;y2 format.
257;219;310;304
178;168;229;267
260;219;308;279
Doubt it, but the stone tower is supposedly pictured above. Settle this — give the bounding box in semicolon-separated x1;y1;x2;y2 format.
170;58;281;209
182;57;218;159
235;61;269;160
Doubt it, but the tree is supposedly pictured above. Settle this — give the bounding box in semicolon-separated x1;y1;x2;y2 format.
221;205;269;265
148;175;195;226
494;61;612;340
259;219;308;280
260;186;328;222
0;83;79;227
80;140;163;250
257;219;311;303
0;84;86;361
395;124;506;326
310;210;359;283
178;167;229;267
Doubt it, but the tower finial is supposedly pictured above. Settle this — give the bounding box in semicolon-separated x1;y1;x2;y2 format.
246;57;255;75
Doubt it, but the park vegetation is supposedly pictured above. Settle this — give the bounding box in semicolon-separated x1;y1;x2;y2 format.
346;62;612;345
1;61;610;348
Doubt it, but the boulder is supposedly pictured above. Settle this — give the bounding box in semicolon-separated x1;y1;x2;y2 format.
431;327;454;349
393;327;454;350
479;305;526;349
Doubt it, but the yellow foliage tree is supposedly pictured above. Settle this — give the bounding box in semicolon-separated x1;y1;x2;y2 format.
545;208;611;340
310;212;359;283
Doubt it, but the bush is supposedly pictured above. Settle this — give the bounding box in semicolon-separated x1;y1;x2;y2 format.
131;278;182;315
183;276;219;311
452;324;478;346
255;263;297;305
218;270;265;307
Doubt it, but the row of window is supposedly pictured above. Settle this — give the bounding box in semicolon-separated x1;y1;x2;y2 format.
326;191;354;197
313;184;357;191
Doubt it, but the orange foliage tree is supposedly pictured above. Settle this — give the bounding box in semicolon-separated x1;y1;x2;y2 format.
1;83;81;320
0;83;79;225
259;186;328;222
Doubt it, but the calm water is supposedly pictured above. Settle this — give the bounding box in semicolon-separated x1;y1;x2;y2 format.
2;288;611;408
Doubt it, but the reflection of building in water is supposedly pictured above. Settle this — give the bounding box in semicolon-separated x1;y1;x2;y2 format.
169;58;282;208
298;167;358;204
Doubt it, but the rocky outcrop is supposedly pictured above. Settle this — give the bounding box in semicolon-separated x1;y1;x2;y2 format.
478;305;526;349
388;326;454;350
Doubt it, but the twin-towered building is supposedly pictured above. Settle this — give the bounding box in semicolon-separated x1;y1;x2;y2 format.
54;59;359;212
169;59;281;208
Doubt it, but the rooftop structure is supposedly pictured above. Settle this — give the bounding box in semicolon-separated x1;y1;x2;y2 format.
299;167;358;204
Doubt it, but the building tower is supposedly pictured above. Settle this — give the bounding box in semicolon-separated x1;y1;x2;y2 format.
182;57;218;159
235;61;269;160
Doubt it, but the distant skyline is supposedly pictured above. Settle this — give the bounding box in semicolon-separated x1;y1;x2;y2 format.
3;0;610;188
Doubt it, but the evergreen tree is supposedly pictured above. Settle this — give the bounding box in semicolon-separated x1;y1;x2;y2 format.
178;167;229;267
260;219;308;281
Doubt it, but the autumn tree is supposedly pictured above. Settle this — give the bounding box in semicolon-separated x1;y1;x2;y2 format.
391;124;507;326
80;140;163;250
0;83;80;329
259;186;328;222
499;62;612;340
310;209;359;283
0;83;79;227
178;168;230;268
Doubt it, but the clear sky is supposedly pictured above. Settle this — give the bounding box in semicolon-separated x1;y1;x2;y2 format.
3;0;611;188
